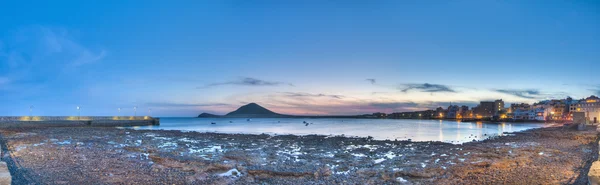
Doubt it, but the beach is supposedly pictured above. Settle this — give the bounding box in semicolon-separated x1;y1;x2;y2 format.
0;124;597;184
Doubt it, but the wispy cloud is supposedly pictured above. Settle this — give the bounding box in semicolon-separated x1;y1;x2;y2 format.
72;50;107;67
281;92;343;99
0;25;106;93
366;78;376;85
199;77;293;88
494;89;541;99
400;83;456;93
368;102;418;109
15;26;107;67
591;86;600;96
146;102;230;107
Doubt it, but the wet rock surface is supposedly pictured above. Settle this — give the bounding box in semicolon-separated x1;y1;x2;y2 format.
0;125;596;184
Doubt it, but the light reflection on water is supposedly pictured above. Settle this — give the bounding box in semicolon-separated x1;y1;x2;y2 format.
135;118;547;144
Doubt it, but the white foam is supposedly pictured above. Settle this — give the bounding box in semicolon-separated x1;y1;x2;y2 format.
158;142;177;148
178;138;199;143
190;145;222;153
219;169;242;177
56;140;71;145
351;153;366;157
384;151;396;159
374;158;386;164
140;153;149;160
396;177;408;183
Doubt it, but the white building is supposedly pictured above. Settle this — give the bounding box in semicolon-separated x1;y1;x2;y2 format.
570;96;600;124
510;107;545;121
511;109;530;120
532;108;545;121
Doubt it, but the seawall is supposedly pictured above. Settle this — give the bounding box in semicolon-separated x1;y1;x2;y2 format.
0;116;159;128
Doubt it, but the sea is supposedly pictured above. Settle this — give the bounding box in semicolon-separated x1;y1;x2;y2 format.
135;118;547;144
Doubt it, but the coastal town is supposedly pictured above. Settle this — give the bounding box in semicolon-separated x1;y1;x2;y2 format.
1;1;598;184
366;95;600;124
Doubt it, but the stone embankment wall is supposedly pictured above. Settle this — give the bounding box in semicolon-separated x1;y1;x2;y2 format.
0;116;159;128
0;116;152;122
589;127;600;185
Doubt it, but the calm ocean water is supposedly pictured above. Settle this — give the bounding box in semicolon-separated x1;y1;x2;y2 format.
135;118;546;143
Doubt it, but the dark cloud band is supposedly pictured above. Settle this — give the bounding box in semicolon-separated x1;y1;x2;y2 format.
199;77;293;88
400;83;456;93
281;92;343;99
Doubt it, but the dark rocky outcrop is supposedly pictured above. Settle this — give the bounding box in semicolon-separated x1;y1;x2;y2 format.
197;113;221;118
197;103;364;118
224;103;286;118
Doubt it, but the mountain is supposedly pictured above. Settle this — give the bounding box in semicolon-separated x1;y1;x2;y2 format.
198;103;365;118
197;113;221;118
225;103;285;118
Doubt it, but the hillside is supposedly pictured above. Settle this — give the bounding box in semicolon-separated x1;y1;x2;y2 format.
198;103;287;118
197;103;365;118
197;113;221;118
224;103;285;118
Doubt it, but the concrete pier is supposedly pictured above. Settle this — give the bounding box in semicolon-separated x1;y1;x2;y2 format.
0;116;159;128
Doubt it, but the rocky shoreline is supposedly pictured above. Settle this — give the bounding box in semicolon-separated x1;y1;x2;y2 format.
0;124;597;184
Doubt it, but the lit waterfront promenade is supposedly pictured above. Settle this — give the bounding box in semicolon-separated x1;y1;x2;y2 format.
0;116;159;128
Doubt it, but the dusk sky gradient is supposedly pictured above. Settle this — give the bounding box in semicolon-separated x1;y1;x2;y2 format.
0;1;598;116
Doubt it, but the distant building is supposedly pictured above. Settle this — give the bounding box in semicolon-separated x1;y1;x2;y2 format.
446;105;460;119
390;110;435;119
473;101;498;118
509;103;531;113
446;105;469;119
511;107;544;121
493;99;505;115
508;103;531;120
532;108;546;121
388;112;402;119
511;109;530;120
539;99;569;120
371;112;387;119
463;109;474;118
385;96;597;122
435;107;445;119
570;95;600;124
418;110;436;119
459;105;469;119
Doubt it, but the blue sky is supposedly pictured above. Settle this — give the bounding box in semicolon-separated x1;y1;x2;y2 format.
0;1;598;116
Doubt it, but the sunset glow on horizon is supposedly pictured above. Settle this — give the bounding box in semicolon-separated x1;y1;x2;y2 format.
0;1;598;116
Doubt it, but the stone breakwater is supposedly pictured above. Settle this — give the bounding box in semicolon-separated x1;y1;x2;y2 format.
0;116;159;128
0;116;153;122
0;125;596;184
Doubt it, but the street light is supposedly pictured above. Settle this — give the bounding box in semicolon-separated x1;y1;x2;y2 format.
134;106;137;117
29;105;34;117
118;108;121;116
77;106;81;120
148;108;152;117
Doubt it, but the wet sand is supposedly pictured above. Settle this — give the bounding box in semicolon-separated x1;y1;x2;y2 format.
0;124;597;184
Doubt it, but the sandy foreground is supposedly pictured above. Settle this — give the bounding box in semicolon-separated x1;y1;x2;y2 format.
0;124;597;185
